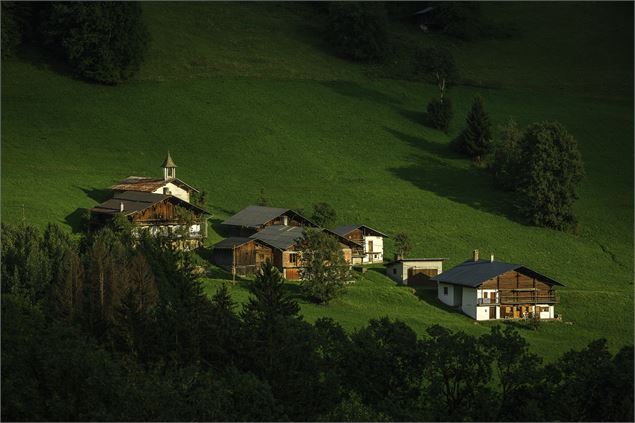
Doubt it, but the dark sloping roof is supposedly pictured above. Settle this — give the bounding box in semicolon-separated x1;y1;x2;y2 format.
91;191;209;217
324;228;363;248
111;176;199;193
161;151;177;168
222;205;316;228
331;224;388;238
250;225;304;250
431;259;564;287
213;237;253;249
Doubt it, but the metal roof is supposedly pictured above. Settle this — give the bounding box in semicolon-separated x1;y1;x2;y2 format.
385;258;449;266
161;151;177;168
91;191;209;216
213;237;253;249
111;176;199;193
431;259;564;288
222;205;316;228
331;224;388;238
250;225;305;250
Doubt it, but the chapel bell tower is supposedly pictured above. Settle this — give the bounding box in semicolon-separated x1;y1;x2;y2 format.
161;151;177;180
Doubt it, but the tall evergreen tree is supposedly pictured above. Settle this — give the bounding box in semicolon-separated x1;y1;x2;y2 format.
453;95;493;161
242;261;300;325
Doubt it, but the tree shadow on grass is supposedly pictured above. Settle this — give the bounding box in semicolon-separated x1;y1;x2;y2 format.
320;80;404;106
64;207;88;234
384;126;461;161
77;186;113;203
388;155;522;224
397;109;428;128
411;285;466;316
15;44;76;80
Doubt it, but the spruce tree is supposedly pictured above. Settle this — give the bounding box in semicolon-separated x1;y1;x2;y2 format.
242;261;299;324
454;95;492;161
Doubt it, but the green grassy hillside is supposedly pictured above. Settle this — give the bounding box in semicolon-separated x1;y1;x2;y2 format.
2;2;632;360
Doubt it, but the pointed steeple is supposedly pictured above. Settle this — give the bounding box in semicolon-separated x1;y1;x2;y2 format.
161;151;177;180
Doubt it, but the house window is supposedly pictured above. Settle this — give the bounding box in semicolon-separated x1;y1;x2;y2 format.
392;268;397;275
443;286;448;295
368;240;374;252
289;252;298;265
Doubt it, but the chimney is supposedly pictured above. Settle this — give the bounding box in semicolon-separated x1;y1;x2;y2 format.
472;249;479;262
490;253;494;262
120;202;125;212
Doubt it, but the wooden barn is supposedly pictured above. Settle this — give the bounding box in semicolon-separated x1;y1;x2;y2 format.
432;250;563;321
210;237;273;276
330;224;388;264
90;190;210;249
212;225;356;280
111;152;200;203
221;205;317;236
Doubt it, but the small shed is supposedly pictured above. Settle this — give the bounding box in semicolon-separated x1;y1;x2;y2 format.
211;237;273;276
385;258;447;287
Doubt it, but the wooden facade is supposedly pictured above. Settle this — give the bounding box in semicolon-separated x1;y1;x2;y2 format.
212;239;273;276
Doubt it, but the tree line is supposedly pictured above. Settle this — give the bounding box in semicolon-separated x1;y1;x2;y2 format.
2;221;632;421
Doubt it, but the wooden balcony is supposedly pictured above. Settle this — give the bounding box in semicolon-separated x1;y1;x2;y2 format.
478;290;558;305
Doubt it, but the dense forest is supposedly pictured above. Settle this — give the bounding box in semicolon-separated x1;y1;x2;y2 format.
2;221;633;421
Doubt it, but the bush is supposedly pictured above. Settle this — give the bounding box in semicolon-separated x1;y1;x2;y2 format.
326;2;392;62
516;121;584;231
432;2;483;40
311;202;337;228
39;2;149;84
299;229;352;304
452;95;492;161
426;97;453;133
415;47;458;85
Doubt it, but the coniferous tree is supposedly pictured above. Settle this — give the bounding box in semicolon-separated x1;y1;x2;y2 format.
453;95;493;161
242;261;300;325
51;248;84;322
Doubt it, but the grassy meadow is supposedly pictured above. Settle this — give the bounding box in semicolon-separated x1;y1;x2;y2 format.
1;2;633;360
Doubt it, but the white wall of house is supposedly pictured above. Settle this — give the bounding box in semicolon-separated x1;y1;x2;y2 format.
363;236;384;263
438;282;462;307
538;305;554;319
475;306;499;321
386;262;405;283
461;287;477;318
152;182;190;203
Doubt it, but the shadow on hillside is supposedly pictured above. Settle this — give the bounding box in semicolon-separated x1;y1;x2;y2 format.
64;208;88;234
16;45;75;80
320;80;404;106
411;286;466;316
384;127;460;160
388;156;522;224
208;218;233;238
78;186;112;203
397;109;428;127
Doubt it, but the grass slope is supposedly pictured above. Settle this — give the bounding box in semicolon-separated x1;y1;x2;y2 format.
2;2;633;360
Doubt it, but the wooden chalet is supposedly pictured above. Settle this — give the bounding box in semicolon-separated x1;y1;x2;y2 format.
111;152;199;203
330;224;388;264
432;250;564;321
221;205;317;236
91;191;210;250
212;225;357;280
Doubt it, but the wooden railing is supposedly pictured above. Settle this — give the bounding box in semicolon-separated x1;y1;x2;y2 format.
478;290;558;305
